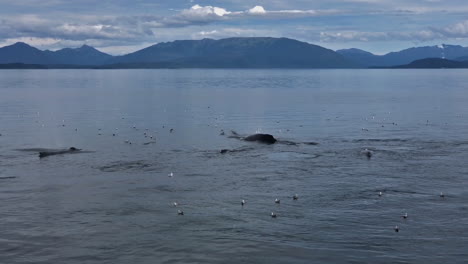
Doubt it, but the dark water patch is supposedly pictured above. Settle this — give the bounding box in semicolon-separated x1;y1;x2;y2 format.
143;141;156;145
0;176;17;180
219;146;256;155
134;184;177;193
267;152;321;161
184;173;210;178
102;206;159;217
352;138;410;143
15;148;59;152
15;148;94;158
278;140;298;146
98;161;157;172
372;188;434;197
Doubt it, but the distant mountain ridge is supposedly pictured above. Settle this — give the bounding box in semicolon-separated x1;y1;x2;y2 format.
337;44;468;67
2;38;468;68
391;58;468;69
0;43;112;65
109;37;356;68
0;38;355;68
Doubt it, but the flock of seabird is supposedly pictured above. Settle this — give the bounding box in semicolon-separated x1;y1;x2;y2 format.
378;190;447;233
2;113;450;234
172;194;300;219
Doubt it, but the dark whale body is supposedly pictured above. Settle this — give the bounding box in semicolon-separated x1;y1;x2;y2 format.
39;147;82;158
226;131;317;146
243;134;277;144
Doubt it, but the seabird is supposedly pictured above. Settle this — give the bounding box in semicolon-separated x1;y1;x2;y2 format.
378;191;383;197
440;192;445;198
293;194;299;200
168;172;174;177
275;198;280;204
364;149;373;158
271;212;277;218
394;226;399;232
241;200;246;206
170;128;174;133
172;202;178;207
402;213;408;219
178;210;184;215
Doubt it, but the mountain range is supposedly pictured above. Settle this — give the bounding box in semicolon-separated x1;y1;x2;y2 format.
1;37;468;68
0;42;112;65
337;44;468;67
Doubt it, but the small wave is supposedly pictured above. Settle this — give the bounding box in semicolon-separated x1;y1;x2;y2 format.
15;148;58;152
98;160;156;172
219;146;256;154
352;138;409;143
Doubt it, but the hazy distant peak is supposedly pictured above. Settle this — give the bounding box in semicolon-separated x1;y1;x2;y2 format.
79;44;94;49
9;42;36;49
336;48;375;56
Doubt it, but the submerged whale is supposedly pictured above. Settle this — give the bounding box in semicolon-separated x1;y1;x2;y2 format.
226;130;318;146
39;147;82;158
228;131;277;144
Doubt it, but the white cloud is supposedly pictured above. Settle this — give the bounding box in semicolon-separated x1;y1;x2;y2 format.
188;5;231;17
248;6;267;15
319;30;440;42
191;27;279;39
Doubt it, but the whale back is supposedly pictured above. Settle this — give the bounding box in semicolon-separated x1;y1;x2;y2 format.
244;134;277;144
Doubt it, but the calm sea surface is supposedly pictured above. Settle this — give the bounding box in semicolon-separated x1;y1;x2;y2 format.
0;69;467;264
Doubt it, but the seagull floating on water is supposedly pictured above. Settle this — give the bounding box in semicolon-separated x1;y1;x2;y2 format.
168;172;174;177
378;191;383;197
293;194;299;200
402;213;408;219
178;210;184;215
271;212;277;218
172;202;178;207
440;192;445;198
394;226;400;232
241;200;246;206
275;198;280;204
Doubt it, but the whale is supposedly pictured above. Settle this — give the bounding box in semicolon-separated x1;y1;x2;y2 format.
228;131;277;144
226;131;318;146
38;147;82;158
243;134;277;144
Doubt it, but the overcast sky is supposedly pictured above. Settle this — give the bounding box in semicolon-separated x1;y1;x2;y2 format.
1;0;468;55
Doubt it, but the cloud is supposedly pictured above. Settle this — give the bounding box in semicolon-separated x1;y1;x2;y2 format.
319;20;468;42
2;2;468;55
435;20;468;37
247;6;267;15
152;5;340;27
191;27;279;39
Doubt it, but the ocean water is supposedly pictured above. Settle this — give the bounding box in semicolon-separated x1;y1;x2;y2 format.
0;69;467;264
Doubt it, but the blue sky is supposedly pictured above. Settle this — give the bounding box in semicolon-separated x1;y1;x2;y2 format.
1;0;468;55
